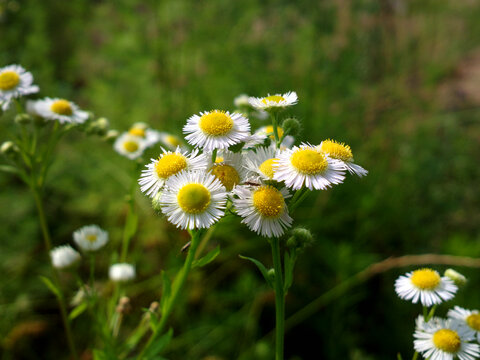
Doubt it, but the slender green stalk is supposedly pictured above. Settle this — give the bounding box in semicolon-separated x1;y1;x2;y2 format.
270;112;281;149
412;351;419;360
270;238;285;360
89;255;96;289
120;162;140;262
211;148;217;163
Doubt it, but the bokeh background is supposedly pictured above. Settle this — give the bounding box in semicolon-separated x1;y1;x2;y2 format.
1;0;480;359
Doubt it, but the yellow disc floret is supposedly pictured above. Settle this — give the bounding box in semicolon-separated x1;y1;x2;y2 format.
320;139;353;162
214;156;224;163
259;158;279;179
50;99;73;116
262;95;285;104
410;269;441;290
290;148;328;175
252;186;284;218
210;164;240;191
177;183;211;213
129;128;146;137
467;313;480;331
123;141;139;153
432;329;461;353
0;71;20;90
155;153;187;179
86;234;97;243
199;110;234;136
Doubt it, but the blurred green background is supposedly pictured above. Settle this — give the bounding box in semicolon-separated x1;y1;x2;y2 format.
1;0;480;359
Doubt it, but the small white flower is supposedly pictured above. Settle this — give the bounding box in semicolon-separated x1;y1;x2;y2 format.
414;317;479;360
233;185;293;238
127;122;161;147
50;245;81;270
248;91;298;111
318;139;368;177
448;307;480;342
73;225;109;252
274;143;345;190
183;110;250;151
114;133;147;160
34;97;89;124
207;151;247;191
159;170;228;230
395;268;458;307
0;65;39;110
234;94;250;107
109;263;136;282
157;132;185;151
244;145;281;182
138;147;207;198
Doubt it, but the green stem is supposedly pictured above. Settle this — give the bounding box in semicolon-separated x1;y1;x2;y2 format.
270;238;285;360
137;230;202;359
120;162;140;262
89;255;96;289
270;113;281;149
211;149;218;163
412;351;419;360
289;189;310;214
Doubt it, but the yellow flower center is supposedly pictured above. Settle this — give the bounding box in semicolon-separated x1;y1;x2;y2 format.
252;186;284;218
320;139;353;162
166;135;181;147
262;95;285;104
123;141;139;153
259;158;279;179
177;183;211;213
432;329;461;353
290;149;328;175
0;71;20;90
50;99;73;116
263;125;284;140
155;153;187;179
129;128;146;137
410;269;441;290
86;234;97;243
467;314;480;331
199;111;234;136
210;164;240;191
215;156;224;163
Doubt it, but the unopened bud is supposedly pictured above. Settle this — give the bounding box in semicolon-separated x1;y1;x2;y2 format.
287;227;314;250
444;269;467;287
15;113;32;125
1;141;19;157
88;117;110;136
282;117;301;137
152;191;163;214
267;268;275;283
116;296;131;314
234;94;250;108
149;301;159;312
104;129;119;142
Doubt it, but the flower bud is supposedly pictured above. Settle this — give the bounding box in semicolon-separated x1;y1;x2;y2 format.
282;117;301;137
14;113;32;125
267;268;275;283
1;141;19;157
234;94;250;108
152;191;163;214
116;296;131;314
287;227;314;250
444;269;467;287
87;117;110;136
104;129;120;142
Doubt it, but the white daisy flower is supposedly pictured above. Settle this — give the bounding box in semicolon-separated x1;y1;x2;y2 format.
73;225;109;252
159;170;228;230
318;139;368;177
274;143;345;190
0;65;39;110
395;268;458;307
109;263;136;282
127;122;161;147
248;91;298;111
50;245;81;270
448;307;480;342
207;151;247;191
114;133;148;160
34;97;89;124
157;132;185;151
244;145;281;182
233;185;293;238
414;317;479;360
138;147;207;198
183;110;250;151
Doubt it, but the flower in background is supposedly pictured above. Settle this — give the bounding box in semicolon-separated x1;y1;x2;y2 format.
34;97;89;124
207;151;246;191
109;263;136;282
128;122;161;147
0;65;39;110
414;317;479;360
274;143;345;190
244;145;281;182
248;91;298;111
73;225;109;252
114;133;147;160
50;245;81;270
233;185;293;238
159;170;228;230
395;268;458;307
234;94;250;108
158;132;184;151
183;110;250;151
318;139;368;177
139;147;207;197
448;306;480;342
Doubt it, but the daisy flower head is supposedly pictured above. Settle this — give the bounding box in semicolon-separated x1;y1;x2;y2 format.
73;225;109;252
448;307;480;342
395;268;458;307
138;147;207;198
207;151;247;191
159;170;228;230
114;133;147;160
244;145;281;182
274;143;346;190
248;91;298;111
0;65;39;110
318;139;368;177
414;317;479;360
109;263;136;282
183;110;250;152
233;185;293;238
34;97;89;124
128;122;161;147
50;245;81;270
157;132;184;151
254;125;285;143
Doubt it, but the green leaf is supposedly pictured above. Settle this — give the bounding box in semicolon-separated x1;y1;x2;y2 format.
39;276;61;299
69;302;87;320
283;250;297;292
239;255;273;288
397;353;403;360
0;165;18;174
160;271;171;315
145;328;173;358
192;245;220;268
